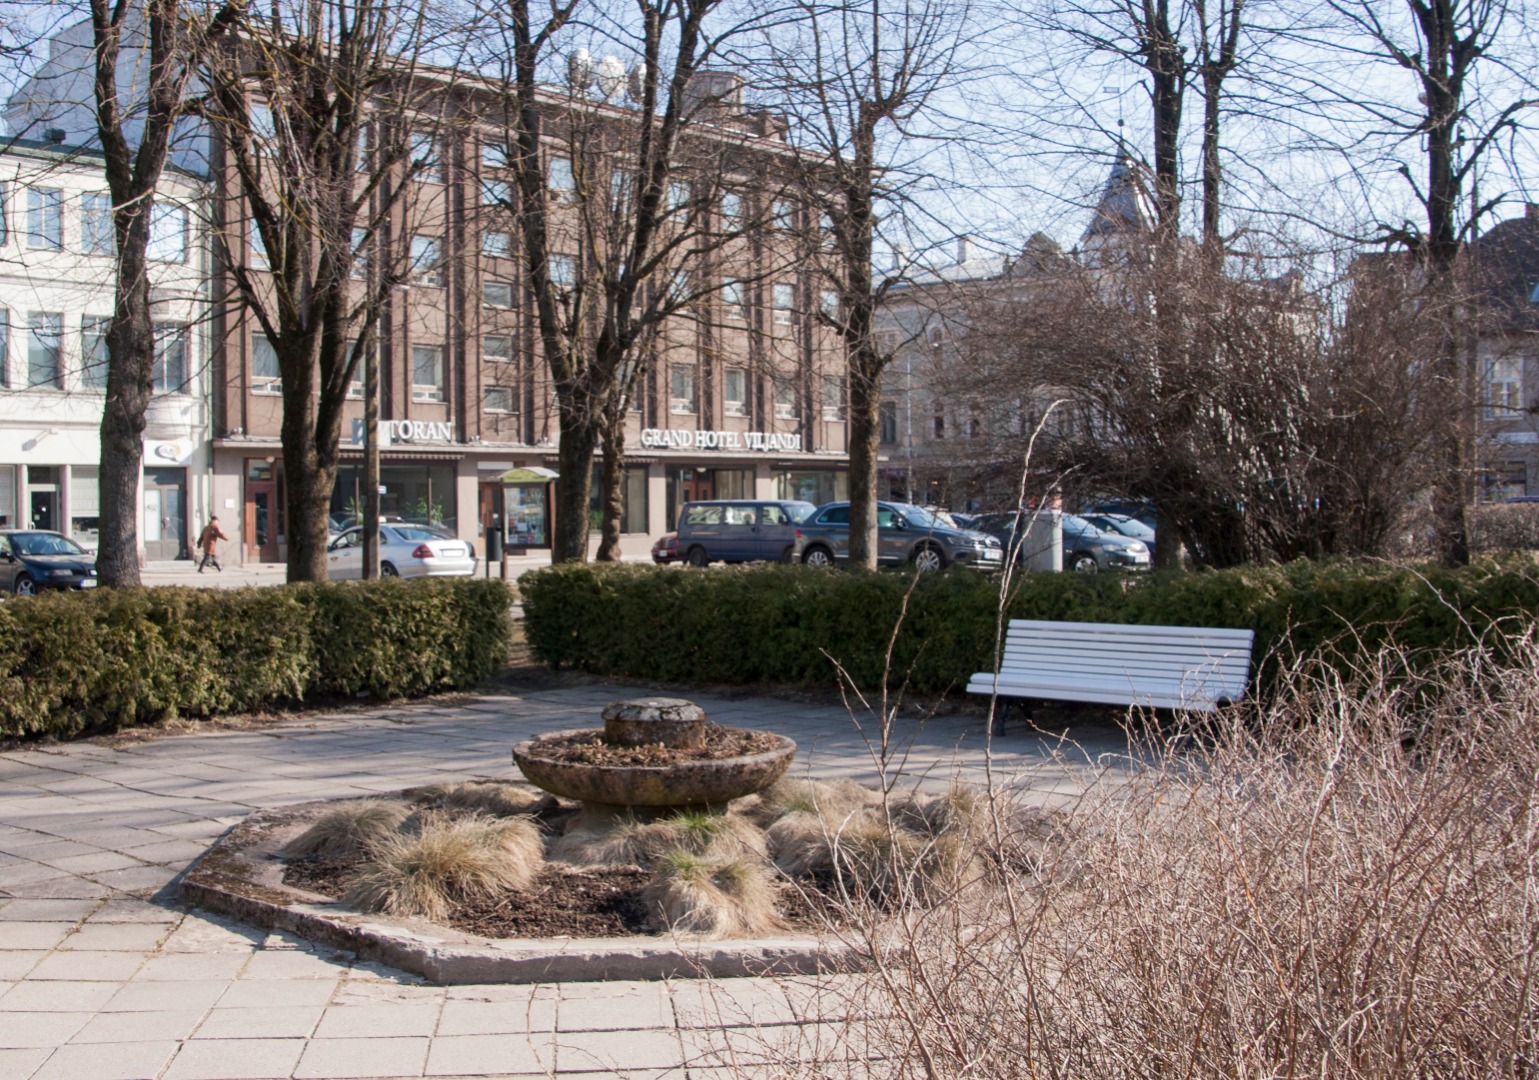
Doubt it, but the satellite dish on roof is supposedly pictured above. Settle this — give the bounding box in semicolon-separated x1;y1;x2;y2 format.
596;55;626;98
568;49;593;89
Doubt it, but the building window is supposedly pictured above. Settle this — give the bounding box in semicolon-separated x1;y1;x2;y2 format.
26;188;61;250
0;184;9;246
0;311;9;387
147;203;186;263
670;363;696;414
153;322;188;394
410;132;440;183
484;386;516;414
482;230;511;258
588;464;649;534
252;334;281;394
772;283;794;325
720;191;740;225
610;171;633;212
968;413;981;439
482;140;509;169
350;227;367;280
410;235;442;286
875;328;900;354
249;218;269;269
82;193;113;255
412;344;444;401
774;377;798;419
346;340;365;398
484;280;513;307
771;198;795;230
822;374;845;420
483;334;514;363
81;316;108;390
932;403;945;439
481;179;512;208
819;290;839;320
724;366;747;417
667;180;689;211
1486;356;1524;418
879;400;898;444
721;279;744;318
27;312;61;390
549;253;576;289
548;155;575;199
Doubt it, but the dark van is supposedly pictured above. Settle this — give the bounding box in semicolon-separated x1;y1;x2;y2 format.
675;500;817;566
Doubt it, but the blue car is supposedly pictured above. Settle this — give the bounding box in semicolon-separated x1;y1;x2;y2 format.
675;500;817;566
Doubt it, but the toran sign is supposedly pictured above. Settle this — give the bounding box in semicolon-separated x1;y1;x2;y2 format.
639;428;802;452
351;419;455;445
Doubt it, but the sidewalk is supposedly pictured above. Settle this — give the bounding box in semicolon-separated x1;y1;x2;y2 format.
139;552;654;589
0;683;1130;1079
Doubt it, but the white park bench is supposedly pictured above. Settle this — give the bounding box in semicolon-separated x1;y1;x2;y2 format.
967;619;1255;733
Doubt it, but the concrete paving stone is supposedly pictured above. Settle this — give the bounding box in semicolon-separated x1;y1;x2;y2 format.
0;841;97;864
158;914;265;953
0;876;114;900
27;1038;179;1080
139;818;227;841
26;951;147;982
0;924;72;951
332;981;446;1007
434;999;557;1036
0;1047;50;1080
0;865;72;891
192;1004;325;1040
0;981;122;1013
85;899;181;924
424;1033;557;1077
215;979;338;1009
557;982;673;1031
84;864;181;895
443;984;560;1003
0;955;44;981
0;1010;94;1047
240;949;349;981
293;1036;431;1079
557;1028;686;1072
58;923;169;952
0;900;97;923
314;1002;442;1038
68;1008;204;1043
102;978;231;1013
670;981;799;1030
115;839;209;866
162;1037;307;1080
136;952;248;982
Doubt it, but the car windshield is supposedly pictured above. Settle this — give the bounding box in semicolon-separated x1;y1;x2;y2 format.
893;504;950;530
11;533;85;557
1101;515;1155;541
389;525;454;542
784;503;816;524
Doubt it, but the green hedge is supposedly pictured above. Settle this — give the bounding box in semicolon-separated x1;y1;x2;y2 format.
0;578;513;740
520;559;1539;696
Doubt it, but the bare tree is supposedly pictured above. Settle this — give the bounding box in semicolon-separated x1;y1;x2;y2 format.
198;0;438;582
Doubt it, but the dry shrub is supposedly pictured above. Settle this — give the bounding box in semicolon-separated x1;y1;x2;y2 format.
404;780;555;818
767;806;978;905
812;633;1539;1078
550;810;767;868
344;814;543;921
279;799;410;858
742;777;875;826
643;850;782;937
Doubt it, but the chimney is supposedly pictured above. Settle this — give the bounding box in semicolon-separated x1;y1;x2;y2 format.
43;128;65;145
956;235;970;265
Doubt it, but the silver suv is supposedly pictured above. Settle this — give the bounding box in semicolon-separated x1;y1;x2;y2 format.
790;501;1003;571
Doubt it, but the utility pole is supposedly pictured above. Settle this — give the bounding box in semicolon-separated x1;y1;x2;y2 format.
363;327;381;578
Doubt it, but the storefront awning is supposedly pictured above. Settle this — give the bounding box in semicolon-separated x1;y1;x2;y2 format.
500;466;559;483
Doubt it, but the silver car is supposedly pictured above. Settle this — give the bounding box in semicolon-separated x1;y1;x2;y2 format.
326;523;477;580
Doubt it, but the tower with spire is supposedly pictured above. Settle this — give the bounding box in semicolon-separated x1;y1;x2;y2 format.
1079;142;1156;271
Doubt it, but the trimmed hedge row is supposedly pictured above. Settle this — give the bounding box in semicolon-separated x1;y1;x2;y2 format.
0;578;513;740
520;559;1539;695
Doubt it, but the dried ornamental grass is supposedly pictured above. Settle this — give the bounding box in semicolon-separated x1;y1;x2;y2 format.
767;806;977;905
279;799;410;859
405;781;555;818
642;851;783;938
742;777;875;826
343;814;543;921
550;810;767;868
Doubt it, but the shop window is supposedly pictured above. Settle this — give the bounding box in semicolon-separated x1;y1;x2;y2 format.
1486;357;1524;418
410;235;442;286
822;374;845;419
772;283;794;325
153;322;188;393
774;377;798;420
484;280;513;307
70;465;99;548
880;400;898;444
724;366;747;417
27;312;61;390
410;132;441;183
147;203;186;263
670;363;696;414
588;464;648;533
484;334;514;363
484;386;516;414
252;334;281;394
333;462;458;531
82;193;113;255
715;469;755;499
776;469;847;506
412;344;444;402
26;188;61;250
81;316;108;390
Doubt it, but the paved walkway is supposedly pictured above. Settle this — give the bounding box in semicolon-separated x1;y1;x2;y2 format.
0;684;1131;1079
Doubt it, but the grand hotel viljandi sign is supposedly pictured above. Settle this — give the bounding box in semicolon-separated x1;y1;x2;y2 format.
639;428;802;452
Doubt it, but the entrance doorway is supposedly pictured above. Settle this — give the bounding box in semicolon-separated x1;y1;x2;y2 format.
667;468;714;533
143;468;188;560
244;459;281;563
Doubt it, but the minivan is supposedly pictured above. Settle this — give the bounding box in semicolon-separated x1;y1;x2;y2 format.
674;500;817;566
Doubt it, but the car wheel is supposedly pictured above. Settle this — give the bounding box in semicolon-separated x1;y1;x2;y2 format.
911;544;947;572
380;562;400;578
685;546;709;567
1068;553;1098;573
802;545;834;567
13;574;35;596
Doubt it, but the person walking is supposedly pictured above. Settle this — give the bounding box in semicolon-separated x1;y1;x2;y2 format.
197;516;229;573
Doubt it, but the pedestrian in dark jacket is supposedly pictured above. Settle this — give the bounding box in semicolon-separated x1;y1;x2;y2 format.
197;517;229;572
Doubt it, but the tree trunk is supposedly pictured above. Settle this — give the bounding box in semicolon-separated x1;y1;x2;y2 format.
846;350;881;570
97;273;155;586
553;416;599;563
597;404;626;562
280;379;330;582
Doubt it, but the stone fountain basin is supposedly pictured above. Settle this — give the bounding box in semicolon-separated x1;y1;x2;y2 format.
512;727;796;811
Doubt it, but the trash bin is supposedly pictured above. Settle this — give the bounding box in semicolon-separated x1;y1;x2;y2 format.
485;522;503;562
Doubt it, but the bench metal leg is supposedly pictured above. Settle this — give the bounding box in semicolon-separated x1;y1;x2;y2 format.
992;697;1032;736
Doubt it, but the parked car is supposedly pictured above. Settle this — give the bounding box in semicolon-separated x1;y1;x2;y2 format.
674;500;817;566
791;501;1004;571
651;532;680;564
325;523;477;580
973;511;1150;572
1082;498;1158;532
0;530;99;595
1079;512;1156;546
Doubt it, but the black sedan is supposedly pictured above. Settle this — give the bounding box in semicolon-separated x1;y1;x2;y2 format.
0;530;99;595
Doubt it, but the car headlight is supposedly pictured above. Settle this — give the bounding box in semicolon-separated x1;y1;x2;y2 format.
1129;542;1148;553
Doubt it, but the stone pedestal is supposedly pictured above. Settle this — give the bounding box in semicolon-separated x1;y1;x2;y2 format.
602;697;707;749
